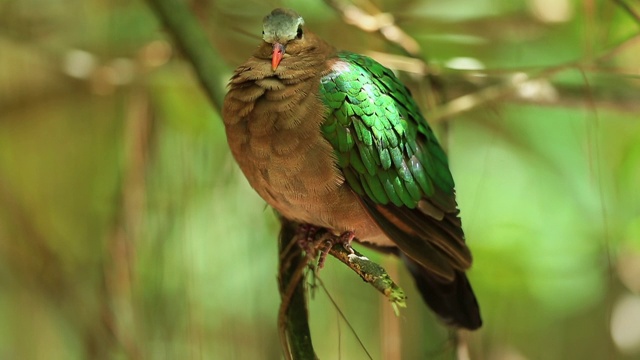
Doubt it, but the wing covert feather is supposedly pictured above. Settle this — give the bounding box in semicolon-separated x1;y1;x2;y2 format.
319;52;472;273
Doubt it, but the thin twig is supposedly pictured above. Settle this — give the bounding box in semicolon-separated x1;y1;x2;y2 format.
427;33;640;122
613;0;640;25
323;0;421;57
325;0;640;122
322;0;446;112
315;277;374;360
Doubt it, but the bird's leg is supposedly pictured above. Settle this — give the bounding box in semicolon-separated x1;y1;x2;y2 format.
296;223;324;263
316;238;333;270
296;224;317;247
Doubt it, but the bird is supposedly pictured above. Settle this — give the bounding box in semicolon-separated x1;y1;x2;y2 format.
222;8;482;330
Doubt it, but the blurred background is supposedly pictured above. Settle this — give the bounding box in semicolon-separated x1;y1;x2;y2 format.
1;0;640;359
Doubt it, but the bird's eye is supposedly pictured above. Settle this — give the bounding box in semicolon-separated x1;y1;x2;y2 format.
296;26;303;39
262;30;265;35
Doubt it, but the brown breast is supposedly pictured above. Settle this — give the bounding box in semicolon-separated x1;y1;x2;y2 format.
222;52;393;247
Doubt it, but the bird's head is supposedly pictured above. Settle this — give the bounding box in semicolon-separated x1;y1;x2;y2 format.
262;8;307;71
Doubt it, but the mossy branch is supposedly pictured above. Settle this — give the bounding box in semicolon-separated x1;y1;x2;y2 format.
325;240;406;313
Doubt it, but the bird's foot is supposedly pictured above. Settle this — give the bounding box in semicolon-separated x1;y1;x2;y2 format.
317;230;356;270
295;225;357;271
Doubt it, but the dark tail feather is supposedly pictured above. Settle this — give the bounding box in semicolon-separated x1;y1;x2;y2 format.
403;256;482;330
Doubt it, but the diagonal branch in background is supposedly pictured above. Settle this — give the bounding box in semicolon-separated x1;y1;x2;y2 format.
613;0;640;25
145;0;227;111
325;0;640;122
322;0;447;112
323;0;421;57
426;33;640;122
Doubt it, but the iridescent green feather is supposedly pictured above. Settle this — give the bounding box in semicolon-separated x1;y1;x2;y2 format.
319;52;455;210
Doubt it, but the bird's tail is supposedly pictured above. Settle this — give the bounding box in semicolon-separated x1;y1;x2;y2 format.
402;255;482;330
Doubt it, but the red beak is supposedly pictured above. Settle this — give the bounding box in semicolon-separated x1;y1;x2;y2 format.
272;43;285;71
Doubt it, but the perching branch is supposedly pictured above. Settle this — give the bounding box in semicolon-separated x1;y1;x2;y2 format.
323;236;407;312
277;218;317;360
277;218;407;359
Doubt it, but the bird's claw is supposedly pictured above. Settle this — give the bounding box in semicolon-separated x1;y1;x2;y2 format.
296;225;357;271
339;231;356;255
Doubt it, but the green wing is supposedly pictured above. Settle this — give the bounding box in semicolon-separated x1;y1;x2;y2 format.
320;52;471;281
